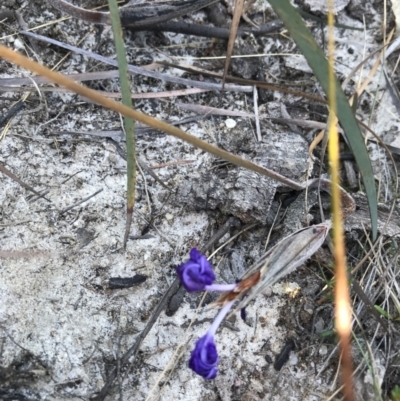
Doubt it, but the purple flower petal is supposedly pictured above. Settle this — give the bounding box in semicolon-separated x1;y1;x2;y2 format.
177;248;215;292
188;334;218;379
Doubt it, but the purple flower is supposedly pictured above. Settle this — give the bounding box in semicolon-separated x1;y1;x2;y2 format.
177;250;239;379
177;248;238;293
189;334;218;379
188;300;235;379
177;248;215;292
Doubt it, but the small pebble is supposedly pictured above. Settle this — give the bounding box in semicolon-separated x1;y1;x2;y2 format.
262;287;272;297
319;345;328;356
314;317;324;333
289;353;298;365
225;118;237;129
304;304;314;315
165;213;174;221
14;38;24;50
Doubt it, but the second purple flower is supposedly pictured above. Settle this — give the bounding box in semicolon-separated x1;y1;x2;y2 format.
176;248;216;292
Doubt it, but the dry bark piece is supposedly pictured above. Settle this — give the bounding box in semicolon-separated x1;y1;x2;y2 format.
175;124;309;224
108;275;147;289
274;339;295;371
49;0;218;27
345;193;400;237
230;39;261;80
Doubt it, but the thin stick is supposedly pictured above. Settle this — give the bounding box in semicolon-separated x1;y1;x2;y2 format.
0;100;24;128
222;0;244;90
0;163;51;202
59;189;103;214
20;31;253;93
253;86;262;142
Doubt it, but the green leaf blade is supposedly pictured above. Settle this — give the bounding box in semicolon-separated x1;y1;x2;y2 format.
268;0;378;240
108;0;136;248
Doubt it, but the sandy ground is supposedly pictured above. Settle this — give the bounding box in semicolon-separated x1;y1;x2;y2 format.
0;0;399;400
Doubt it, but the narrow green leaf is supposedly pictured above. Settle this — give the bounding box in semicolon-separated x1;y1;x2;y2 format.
374;305;392;320
108;0;136;249
351;92;359;115
318;330;336;339
391;385;400;400
268;0;377;240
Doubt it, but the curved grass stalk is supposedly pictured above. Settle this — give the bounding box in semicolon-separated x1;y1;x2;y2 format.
326;2;354;400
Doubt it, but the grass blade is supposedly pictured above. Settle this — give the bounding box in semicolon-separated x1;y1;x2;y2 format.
222;0;244;90
108;0;136;249
267;0;378;240
326;2;354;399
